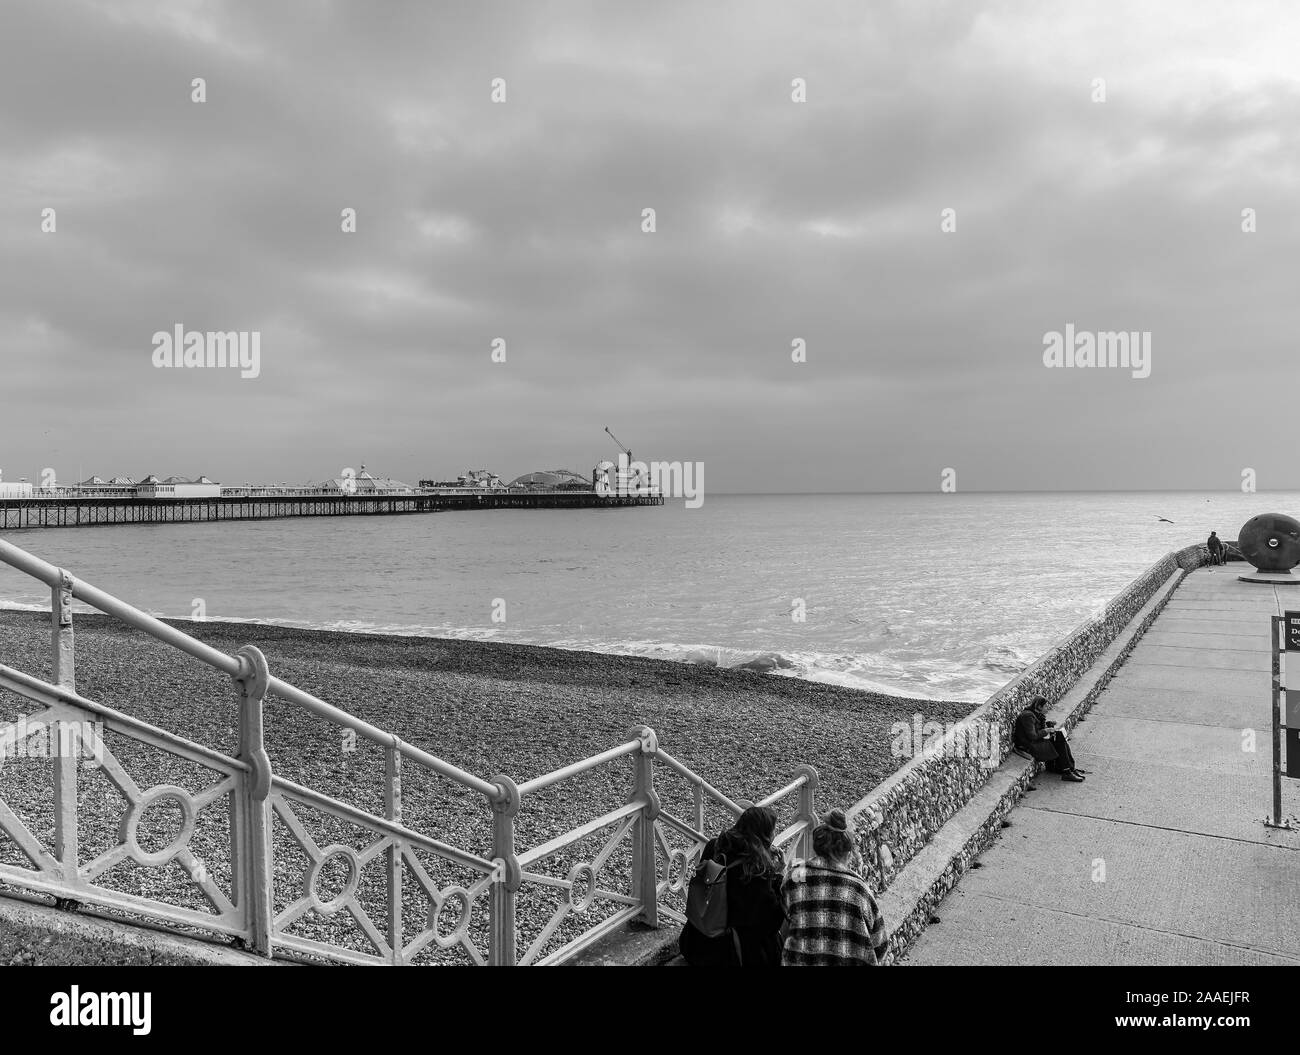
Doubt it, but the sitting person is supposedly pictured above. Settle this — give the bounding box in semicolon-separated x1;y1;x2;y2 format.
1014;694;1086;781
781;809;888;966
679;805;786;966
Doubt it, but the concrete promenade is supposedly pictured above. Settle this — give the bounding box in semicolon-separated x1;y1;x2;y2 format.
906;565;1300;965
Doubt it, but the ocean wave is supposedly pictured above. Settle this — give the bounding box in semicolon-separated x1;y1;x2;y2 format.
0;600;50;614
0;600;987;702
980;643;1036;673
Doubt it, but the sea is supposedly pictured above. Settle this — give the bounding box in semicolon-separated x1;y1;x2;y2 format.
0;491;1287;703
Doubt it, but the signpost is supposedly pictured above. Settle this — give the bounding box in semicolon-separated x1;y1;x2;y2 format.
1266;613;1300;828
1286;611;1300;653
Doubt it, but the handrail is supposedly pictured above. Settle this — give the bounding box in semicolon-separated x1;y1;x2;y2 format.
516;802;644;868
0;534;819;965
0;537;500;801
0;662;251;775
656;749;743;816
270;775;497;874
774;820;810;846
516;740;640;797
756;775;808;809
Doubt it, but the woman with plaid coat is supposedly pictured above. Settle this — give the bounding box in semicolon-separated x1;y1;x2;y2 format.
781;809;888;965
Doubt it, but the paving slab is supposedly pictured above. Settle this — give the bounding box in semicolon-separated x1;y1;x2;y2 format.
1141;630;1270;652
907;894;1300;966
905;567;1300;966
1123;645;1270;672
1102;663;1269;696
906;809;1299;964
1027;753;1300;845
1087;687;1260;729
1072;715;1266;774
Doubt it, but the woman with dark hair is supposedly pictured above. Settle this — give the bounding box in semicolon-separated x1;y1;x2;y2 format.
1014;695;1085;781
679;805;786;966
781;809;888;965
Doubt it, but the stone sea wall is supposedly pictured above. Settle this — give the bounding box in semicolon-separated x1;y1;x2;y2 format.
848;543;1206;895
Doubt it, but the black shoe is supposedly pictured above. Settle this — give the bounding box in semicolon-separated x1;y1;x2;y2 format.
1061;770;1084;782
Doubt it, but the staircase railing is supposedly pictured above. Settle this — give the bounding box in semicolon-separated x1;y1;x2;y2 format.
0;537;817;964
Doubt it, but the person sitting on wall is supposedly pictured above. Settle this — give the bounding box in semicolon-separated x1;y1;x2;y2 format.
1207;531;1224;566
1014;695;1086;782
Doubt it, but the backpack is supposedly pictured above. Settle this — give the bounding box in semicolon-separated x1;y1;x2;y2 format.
686;854;737;939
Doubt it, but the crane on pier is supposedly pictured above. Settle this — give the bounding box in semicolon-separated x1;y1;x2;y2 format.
604;426;633;464
602;426;647;491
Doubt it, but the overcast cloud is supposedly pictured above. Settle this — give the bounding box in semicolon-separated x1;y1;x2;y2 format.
2;0;1297;491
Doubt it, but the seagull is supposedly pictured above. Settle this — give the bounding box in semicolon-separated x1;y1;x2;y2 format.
1154;515;1175;524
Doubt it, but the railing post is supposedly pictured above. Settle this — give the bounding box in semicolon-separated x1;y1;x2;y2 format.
52;569;75;691
51;569;78;882
232;645;274;957
488;775;520;966
386;744;404;964
794;763;820;860
626;725;661;929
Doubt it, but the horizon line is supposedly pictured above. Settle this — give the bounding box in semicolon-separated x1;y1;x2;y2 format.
690;488;1298;496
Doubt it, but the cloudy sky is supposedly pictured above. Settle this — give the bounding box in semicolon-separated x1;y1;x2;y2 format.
2;0;1297;492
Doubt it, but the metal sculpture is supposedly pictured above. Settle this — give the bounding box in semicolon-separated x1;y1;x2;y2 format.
1237;514;1300;574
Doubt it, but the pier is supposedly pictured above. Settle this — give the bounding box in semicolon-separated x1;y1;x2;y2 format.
0;489;662;529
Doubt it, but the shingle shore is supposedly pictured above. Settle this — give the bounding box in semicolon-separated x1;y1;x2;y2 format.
0;609;976;962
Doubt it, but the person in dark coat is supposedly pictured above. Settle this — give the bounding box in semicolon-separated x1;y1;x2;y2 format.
1014;695;1085;781
679;805;785;966
1207;531;1224;566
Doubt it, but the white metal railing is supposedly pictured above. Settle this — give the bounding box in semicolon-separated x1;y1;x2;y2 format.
0;536;817;964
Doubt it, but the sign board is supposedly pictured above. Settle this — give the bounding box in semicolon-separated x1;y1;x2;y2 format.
1269;617;1298;824
1286;674;1300;779
1286;611;1300;652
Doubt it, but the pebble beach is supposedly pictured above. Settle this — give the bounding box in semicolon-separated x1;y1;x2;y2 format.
0;609;975;963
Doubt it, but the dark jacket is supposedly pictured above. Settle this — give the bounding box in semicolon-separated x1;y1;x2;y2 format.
1013;707;1058;763
679;831;785;966
1207;534;1222;553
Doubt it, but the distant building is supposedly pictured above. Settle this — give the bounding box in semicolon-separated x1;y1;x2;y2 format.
0;469;32;499
417;469;505;489
508;469;591;491
135;475;221;499
77;475;137;492
459;469;505;489
321;465;413;495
